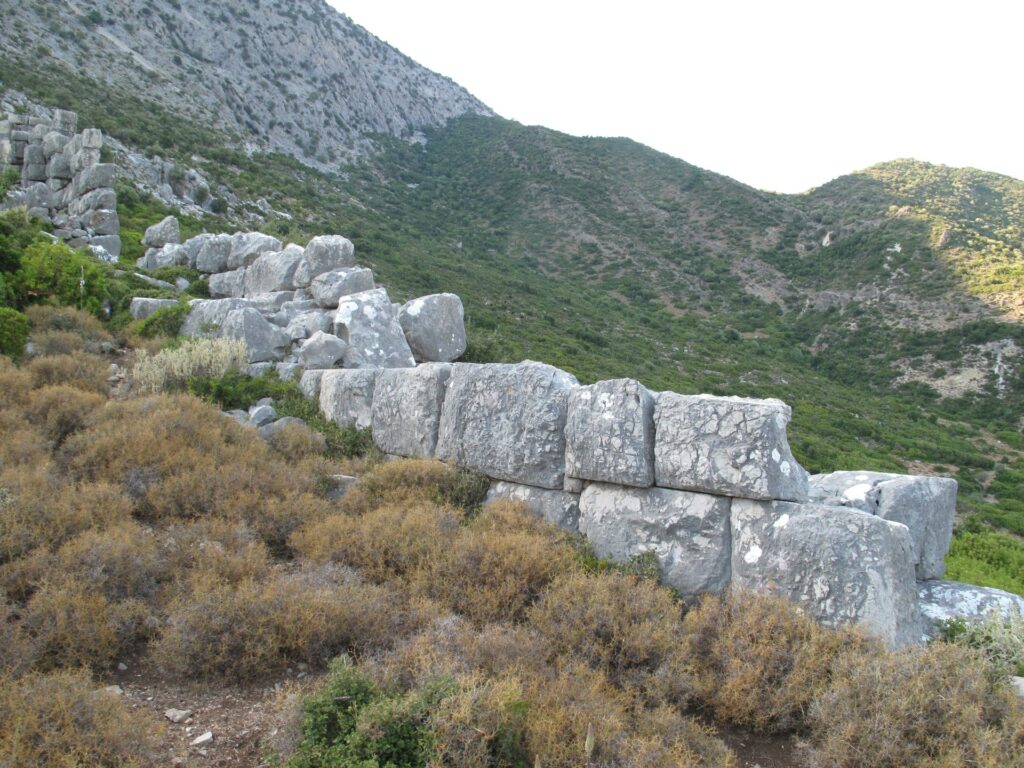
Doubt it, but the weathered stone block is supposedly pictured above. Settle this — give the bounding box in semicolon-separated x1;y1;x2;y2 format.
208;267;247;299
195;233;233;273
436;361;578;489
809;471;957;580
299;369;328;399
371;363;452;458
296;331;348;369
295;235;355;287
731;499;920;646
83;209;119;236
227;232;283;270
243;244;305;295
89;235;121;259
319;369;381;430
333;288;416;369
310;267;375;308
918;580;1024;637
129;297;179;321
75;162;116;193
220;307;291;363
565;378;655;487
654;393;809;501
398;293;467;363
580;483;732;597
142;215;180;248
487;481;581;531
180;298;252;337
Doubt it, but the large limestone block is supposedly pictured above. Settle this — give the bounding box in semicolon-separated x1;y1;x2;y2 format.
436;361;578;489
654;393;809;501
180;298;252;338
333;288;416;369
565;378;655;487
731;499;920;646
75;162;116;194
227;232;283;270
918;580;1024;637
220;308;291;363
299;369;328;400
296;331;348;369
295;235;355;288
310;267;375;308
487;481;581;531
371;363;452;458
243;244;305;295
142;216;180;248
809;471;957;580
285;310;333;341
137;244;188;270
129;297;178;321
319;369;381;430
208;267;247;299
579;483;731;597
182;233;216;268
398;293;467;363
195;233;233;273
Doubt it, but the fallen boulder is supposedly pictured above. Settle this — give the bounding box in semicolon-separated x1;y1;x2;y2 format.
333;288;416;369
296;331;348;369
310;267;375;308
142;215;179;248
295;235;356;287
398;293;467;363
243;244;305;295
220;307;291;363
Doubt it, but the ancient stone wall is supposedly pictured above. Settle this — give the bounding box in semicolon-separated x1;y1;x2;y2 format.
1;107;121;260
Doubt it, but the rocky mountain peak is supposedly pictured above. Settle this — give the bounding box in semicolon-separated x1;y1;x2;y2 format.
0;0;492;167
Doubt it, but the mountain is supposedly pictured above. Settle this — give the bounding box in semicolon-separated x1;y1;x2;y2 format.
0;0;491;165
1;0;1023;590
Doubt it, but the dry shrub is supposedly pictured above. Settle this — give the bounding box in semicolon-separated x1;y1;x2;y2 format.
529;570;693;702
24;384;105;443
0;467;133;563
802;642;1024;767
417;500;575;623
267;420;327;461
25;304;113;346
0;358;33;409
131;337;246;393
152;565;439;679
31;329;87;356
53;522;165;603
682;590;877;733
0;546;50;604
0;592;36;676
342;458;487;515
0;669;164;767
161;520;272;591
21;577;149;671
291;501;463;582
25;351;109;393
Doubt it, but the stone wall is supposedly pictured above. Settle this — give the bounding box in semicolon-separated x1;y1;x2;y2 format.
1;106;121;260
126;225;989;648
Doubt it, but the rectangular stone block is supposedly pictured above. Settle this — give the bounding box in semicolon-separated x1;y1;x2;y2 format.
75;162;116;194
487;481;580;531
319;369;381;430
809;471;957;580
371;363;451;458
654;393;809;501
579;483;731;598
436;361;578;489
333;288;416;369
565;378;655;487
731;499;921;646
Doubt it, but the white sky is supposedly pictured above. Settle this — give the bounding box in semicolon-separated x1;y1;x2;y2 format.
327;1;1024;193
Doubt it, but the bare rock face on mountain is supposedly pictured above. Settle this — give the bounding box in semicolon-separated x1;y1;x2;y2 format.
0;0;493;168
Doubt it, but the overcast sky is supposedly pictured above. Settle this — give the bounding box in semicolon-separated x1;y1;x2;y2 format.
327;1;1023;193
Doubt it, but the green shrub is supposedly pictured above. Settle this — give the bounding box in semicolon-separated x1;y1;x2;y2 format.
0;307;29;358
939;608;1024;675
14;241;109;315
135;299;190;338
0;208;36;274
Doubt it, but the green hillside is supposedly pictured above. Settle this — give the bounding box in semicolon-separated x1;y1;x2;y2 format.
2;56;1023;591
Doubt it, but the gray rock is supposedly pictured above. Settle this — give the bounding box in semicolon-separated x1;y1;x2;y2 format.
579;483;731;598
71;187;116;215
164;708;192;724
244;363;275;377
319;369;381;429
175;277;191;292
220;307;291;363
46;152;71;179
487;481;580;531
565;378;655;487
371;363;452;458
224;409;252;427
132;273;175;291
276;362;302;381
248;404;278;427
731;499;920;646
564;476;586;494
208;267;247;299
190;731;214;747
309;267;375;308
258;416;308;441
182;233;216;268
324;474;358;501
129;297;178;321
195;233;233;273
654;393;809;501
285;310;333;341
436;361;578;489
809;471;957;580
247;292;296;314
227;231;283;270
918;580;1024;637
333;288;416;369
296;331;348;369
138;244;188;270
142;215;180;248
299;369;328;399
180;298;252;338
295;235;355;287
243;244;305;295
398;293;467;363
75;162;116;194
82;208;119;236
90;235;121;260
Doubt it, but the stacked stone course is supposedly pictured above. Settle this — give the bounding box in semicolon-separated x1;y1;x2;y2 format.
1;108;121;259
